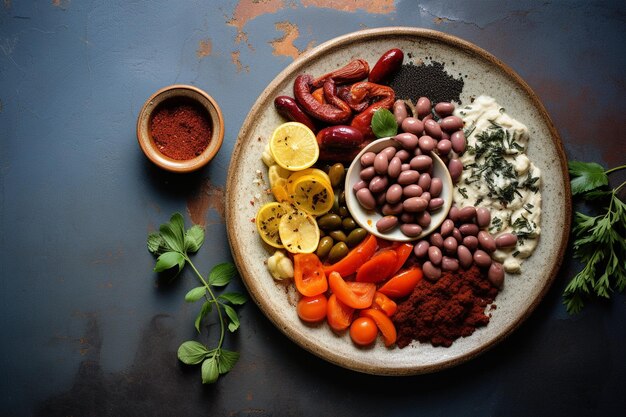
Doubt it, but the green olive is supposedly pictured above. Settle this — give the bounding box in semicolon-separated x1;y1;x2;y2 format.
319;229;326;238
316;236;334;259
331;192;340;214
328;242;349;263
317;213;342;231
328;163;346;188
338;206;349;218
342;217;357;231
346;228;367;248
329;230;347;242
338;190;346;206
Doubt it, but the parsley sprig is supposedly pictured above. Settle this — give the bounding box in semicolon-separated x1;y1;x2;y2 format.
563;162;626;313
147;213;247;383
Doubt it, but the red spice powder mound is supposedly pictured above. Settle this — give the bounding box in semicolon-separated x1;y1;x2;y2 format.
150;100;212;160
393;265;499;348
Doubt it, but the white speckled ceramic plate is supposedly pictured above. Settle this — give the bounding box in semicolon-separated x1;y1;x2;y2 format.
226;27;571;375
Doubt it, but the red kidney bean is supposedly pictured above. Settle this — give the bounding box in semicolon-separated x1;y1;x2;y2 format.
400;223;422;237
374;152;389;174
440;219;454;237
423;119;442;139
417;173;431;190
375;191;387;206
403;184;423;198
477;231;496;252
422;261;442;281
352;180;368;192
428;246;443;265
401;117;424;136
422;113;433;122
387;156;402;178
429;177;443;197
393;150;408;162
414;240;430;257
394;132;419;150
393;100;409;125
429;198;444;210
382;202;403;215
397;170;420;185
443;236;458;254
420;191;431;203
457;245;473;269
376;215;398;233
495;233;518;248
403;197;428;212
440;131;450;141
356;188;376;210
401;163;411;172
434;102;455;117
274;95;318;132
440;116;464;132
462;235;478;250
413;147;423;156
400;212;415;223
369;48;404;83
416;97;431;118
458;206;477;222
473;249;492;268
385;183;403;204
476;207;491;228
459;223;479;236
381;146;397;159
448;158;463;182
450;130;466;154
448;206;459;222
452;228;463;243
436;139;452;155
369;175;388;193
442;256;459;272
430;232;443;248
487;262;505;288
360;151;376;167
409;155;432;171
360;166;376;181
418;135;437;153
416;211;431;228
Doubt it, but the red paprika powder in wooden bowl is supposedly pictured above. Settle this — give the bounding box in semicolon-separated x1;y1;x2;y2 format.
137;84;224;173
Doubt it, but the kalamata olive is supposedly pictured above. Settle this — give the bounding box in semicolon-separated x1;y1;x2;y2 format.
342;217;356;231
356;188;376;210
381;146;397;159
436;139;452;155
418;173;431;190
409;155;433;171
476;207;491;228
403;184;423;198
369;175;389;193
440;131;450;141
457;245;473;269
376;215;398;233
397;170;420;185
395;149;410;161
458;206;477;222
317;213;342;231
328;163;345;188
440;116;464;132
459;223;479;236
385;184;403;204
452;228;463;243
442;256;459;272
418;135;437;152
403;197;428;212
429;198;444;210
394;132;419;150
381;202;403;215
360;152;376;167
414;240;430;258
443;236;458;254
400;223;423;237
430;232;444;248
429;177;443;197
495;233;518;248
487;262;505;288
393;100;408;125
346;228;367;247
328;242;349;263
441;219;454;237
401;163;411;171
374;152;389;174
416;211;431;228
434;102;455;117
329;230;347;242
451;130;466;154
424;119;442;139
477;231;497;252
462;235;479;251
316;236;334;259
448;158;463;182
422;261;442;281
473;249;492;268
428;246;443;265
401;117;424;136
360;166;376;181
399;212;415;223
387;156;402;178
420;191;431;203
448;206;459;222
352;180;368;192
416;97;432;118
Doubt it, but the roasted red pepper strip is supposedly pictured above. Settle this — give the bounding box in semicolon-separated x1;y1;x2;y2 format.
293;253;328;297
372;291;398;317
378;267;423;299
360;308;397;347
323;234;378;277
355;250;398;283
391;242;414;274
328;271;376;309
348;82;395;139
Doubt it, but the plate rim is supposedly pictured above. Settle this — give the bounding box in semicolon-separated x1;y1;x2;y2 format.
225;27;572;375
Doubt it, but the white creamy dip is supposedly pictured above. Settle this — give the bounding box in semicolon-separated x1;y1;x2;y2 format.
453;96;542;273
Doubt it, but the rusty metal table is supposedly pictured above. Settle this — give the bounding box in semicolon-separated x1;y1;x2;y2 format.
1;1;624;416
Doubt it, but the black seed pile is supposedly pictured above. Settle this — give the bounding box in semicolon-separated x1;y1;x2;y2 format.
388;61;464;105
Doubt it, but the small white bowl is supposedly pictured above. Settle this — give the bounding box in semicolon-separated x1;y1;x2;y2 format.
344;137;453;242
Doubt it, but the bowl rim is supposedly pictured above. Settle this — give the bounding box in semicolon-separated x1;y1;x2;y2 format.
136;84;225;173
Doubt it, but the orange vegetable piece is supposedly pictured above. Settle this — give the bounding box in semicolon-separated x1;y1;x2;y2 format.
372;291;397;317
391;242;413;274
378;267;423;299
349;317;378;346
360;308;397;347
326;293;354;331
293;253;328;297
328;271;375;309
323;234;377;277
297;294;328;323
355;249;398;283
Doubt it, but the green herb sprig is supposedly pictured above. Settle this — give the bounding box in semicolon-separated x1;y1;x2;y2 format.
147;213;247;383
563;162;626;313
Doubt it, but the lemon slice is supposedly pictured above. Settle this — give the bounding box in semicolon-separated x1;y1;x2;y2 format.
269;122;319;171
268;164;292;188
286;168;331;191
256;202;288;248
288;174;334;216
278;207;320;254
271;177;291;203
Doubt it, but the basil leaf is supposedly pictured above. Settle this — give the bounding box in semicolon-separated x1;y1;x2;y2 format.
217;349;240;374
209;263;237;287
223;304;240;332
371;108;398;138
185;286;206;303
147;233;165;255
218;292;248;305
201;356;219;384
194;301;212;332
185;225;205;253
177;341;209;365
568;161;608;195
160;223;184;253
154;251;184;272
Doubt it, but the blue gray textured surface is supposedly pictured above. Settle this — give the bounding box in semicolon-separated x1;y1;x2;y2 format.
1;1;625;416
